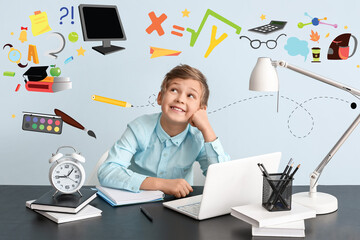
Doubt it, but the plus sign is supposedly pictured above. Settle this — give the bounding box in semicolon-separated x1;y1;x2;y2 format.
146;11;167;36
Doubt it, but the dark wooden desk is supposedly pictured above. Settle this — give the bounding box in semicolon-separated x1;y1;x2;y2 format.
0;185;359;240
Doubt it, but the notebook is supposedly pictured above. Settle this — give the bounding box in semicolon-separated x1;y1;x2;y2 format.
231;203;316;228
252;220;305;237
28;188;97;213
26;200;102;224
163;152;281;220
96;186;164;206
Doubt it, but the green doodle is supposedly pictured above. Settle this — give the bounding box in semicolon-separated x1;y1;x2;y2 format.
186;9;241;47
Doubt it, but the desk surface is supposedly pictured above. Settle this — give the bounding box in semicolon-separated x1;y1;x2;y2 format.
0;185;359;240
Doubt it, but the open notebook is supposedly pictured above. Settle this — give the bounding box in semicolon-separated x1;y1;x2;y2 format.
96;186;164;206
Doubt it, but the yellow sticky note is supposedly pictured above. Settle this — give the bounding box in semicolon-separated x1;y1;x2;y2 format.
29;11;52;36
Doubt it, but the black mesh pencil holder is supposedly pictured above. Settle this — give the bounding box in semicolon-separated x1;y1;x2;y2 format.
262;173;293;211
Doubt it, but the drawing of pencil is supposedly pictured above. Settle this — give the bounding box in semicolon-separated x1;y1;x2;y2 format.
92;95;133;108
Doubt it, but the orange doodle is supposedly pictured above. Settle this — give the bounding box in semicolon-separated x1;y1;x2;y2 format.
171;25;185;37
146;11;167;36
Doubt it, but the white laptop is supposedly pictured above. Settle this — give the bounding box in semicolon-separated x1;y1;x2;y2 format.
163;152;281;220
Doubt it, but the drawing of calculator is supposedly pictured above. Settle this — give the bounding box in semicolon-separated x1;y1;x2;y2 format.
248;20;287;34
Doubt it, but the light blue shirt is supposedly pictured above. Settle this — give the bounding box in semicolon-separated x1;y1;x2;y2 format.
98;113;230;192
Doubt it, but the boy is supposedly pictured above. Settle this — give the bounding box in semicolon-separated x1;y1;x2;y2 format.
98;64;230;198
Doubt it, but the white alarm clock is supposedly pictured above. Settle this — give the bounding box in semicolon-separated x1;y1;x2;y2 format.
49;146;86;196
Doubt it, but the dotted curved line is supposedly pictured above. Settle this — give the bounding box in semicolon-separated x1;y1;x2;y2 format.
285;96;351;138
208;94;274;114
280;96;314;139
133;94;157;108
134;94;351;139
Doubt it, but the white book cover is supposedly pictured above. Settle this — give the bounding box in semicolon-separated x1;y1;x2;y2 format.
231;203;316;228
26;200;102;224
252;220;305;237
96;186;164;205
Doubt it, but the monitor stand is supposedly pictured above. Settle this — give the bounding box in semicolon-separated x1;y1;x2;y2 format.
92;40;125;55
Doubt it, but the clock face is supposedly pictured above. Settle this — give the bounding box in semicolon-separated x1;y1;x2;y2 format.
8;49;21;62
50;161;84;194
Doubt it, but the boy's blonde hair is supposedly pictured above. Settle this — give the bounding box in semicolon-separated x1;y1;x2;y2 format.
160;64;209;107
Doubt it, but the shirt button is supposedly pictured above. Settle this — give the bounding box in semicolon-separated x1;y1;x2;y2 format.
214;146;218;150
163;153;167;157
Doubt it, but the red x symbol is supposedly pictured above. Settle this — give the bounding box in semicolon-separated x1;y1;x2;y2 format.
146;11;167;36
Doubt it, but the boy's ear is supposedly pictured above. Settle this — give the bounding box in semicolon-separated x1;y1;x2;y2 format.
200;104;207;110
157;92;162;105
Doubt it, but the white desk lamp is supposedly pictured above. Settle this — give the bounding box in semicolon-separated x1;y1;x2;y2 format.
250;57;360;215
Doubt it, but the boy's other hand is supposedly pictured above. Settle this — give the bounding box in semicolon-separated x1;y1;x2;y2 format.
160;179;193;198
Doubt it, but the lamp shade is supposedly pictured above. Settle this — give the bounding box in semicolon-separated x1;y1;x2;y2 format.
249;57;279;92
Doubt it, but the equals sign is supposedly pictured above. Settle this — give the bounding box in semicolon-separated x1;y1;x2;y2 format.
171;25;185;37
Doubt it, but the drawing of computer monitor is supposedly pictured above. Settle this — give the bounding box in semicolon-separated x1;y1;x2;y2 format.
78;4;126;55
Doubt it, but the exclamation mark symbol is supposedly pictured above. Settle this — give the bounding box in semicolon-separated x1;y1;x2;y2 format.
71;6;74;24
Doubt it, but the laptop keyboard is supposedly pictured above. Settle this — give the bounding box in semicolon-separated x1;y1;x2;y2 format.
177;202;201;216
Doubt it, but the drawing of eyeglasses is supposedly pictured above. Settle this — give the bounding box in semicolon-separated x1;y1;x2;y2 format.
239;34;287;49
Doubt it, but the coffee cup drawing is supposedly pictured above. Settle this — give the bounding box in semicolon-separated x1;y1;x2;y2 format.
327;33;358;60
312;47;321;63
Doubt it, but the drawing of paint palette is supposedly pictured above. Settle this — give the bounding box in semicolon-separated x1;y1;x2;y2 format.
22;112;63;134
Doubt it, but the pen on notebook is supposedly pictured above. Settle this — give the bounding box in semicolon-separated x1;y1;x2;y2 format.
140;206;153;222
92;95;133;107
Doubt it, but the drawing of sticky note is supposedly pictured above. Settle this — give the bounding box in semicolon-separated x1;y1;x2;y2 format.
29;11;52;36
150;47;182;58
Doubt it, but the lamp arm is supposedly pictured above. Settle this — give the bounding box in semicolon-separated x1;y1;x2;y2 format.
274;60;360;97
309;113;360;193
272;60;360;194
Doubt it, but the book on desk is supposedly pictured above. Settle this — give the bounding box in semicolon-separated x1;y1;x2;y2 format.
252;220;305;237
27;188;97;214
26;200;102;224
231;203;315;237
96;185;164;206
231;203;316;228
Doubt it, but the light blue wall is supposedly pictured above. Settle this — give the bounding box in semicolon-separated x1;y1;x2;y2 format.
1;0;360;185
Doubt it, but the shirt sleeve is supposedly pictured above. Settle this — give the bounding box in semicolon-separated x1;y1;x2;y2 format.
97;127;148;192
196;138;231;176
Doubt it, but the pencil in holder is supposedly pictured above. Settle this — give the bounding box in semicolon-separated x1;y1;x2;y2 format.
262;173;293;211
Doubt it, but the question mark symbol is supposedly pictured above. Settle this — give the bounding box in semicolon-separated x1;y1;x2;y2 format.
60;7;68;25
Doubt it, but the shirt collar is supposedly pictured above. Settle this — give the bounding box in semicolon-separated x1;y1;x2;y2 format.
155;116;189;147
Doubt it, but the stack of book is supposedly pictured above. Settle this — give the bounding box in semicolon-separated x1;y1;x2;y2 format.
26;188;101;224
231;203;316;238
25;76;72;93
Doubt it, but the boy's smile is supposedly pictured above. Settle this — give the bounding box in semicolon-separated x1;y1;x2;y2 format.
157;78;203;134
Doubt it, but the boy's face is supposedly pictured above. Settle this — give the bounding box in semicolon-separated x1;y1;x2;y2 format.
157;78;203;125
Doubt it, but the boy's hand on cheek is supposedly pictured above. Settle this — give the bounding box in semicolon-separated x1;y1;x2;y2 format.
188;108;210;132
189;108;217;142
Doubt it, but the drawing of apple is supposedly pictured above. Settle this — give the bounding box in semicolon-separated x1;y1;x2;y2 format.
50;65;61;77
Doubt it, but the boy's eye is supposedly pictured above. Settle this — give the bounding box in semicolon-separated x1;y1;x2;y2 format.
170;88;177;93
188;94;195;98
